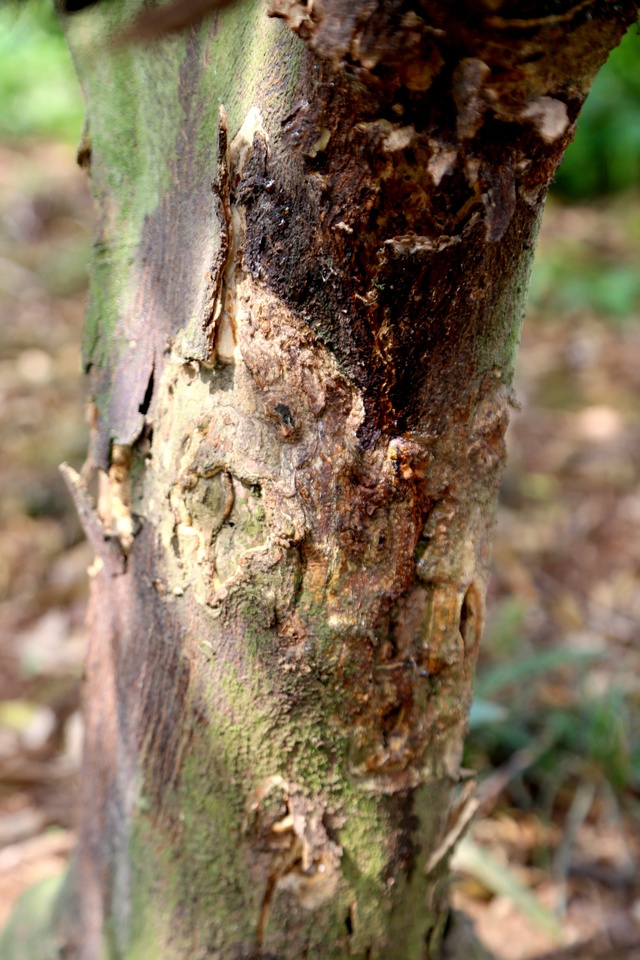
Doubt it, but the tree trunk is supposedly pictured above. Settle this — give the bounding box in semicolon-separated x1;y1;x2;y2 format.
8;2;637;958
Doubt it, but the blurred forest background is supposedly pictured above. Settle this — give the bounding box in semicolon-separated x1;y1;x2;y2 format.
0;4;639;958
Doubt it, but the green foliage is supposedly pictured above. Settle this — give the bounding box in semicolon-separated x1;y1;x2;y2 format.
530;243;640;319
554;27;640;198
467;600;640;807
0;0;84;143
0;871;68;960
453;838;563;939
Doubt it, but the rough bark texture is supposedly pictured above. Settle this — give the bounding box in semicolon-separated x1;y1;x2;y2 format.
2;2;635;959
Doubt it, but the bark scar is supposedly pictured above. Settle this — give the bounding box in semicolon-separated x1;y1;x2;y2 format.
179;465;235;544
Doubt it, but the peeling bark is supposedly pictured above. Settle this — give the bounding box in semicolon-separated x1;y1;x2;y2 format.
16;2;636;959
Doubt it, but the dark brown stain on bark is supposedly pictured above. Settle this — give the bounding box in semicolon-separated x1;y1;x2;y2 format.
84;1;637;461
242;0;637;443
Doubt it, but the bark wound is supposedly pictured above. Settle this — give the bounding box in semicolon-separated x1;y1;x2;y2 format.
246;776;341;949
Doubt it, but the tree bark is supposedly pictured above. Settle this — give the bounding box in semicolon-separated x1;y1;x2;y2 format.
5;2;636;959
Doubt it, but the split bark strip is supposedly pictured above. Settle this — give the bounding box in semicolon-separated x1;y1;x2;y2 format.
59;463;125;576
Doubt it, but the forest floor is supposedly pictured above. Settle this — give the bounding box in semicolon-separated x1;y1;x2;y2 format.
0;141;638;959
